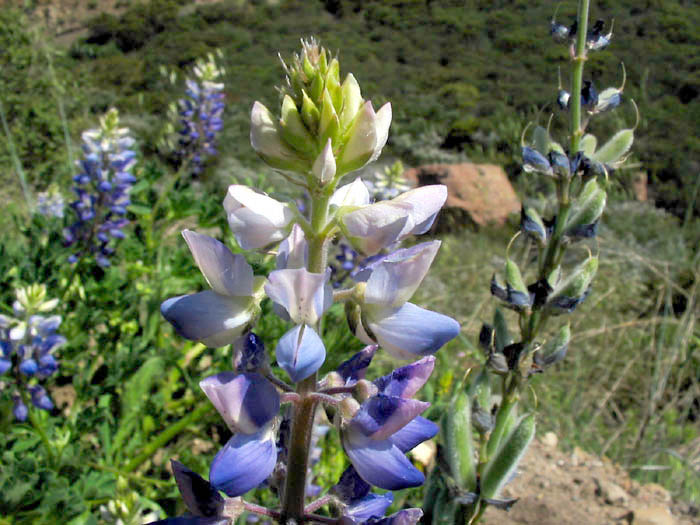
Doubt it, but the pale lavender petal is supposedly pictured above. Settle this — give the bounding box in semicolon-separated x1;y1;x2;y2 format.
265;268;331;325
367;303;460;360
161;291;253;347
199;372;280;434
351;394;429;441
275;325;326;383
389;416;438;453
369;509;423;525
182;230;253;297
342;202;410;256
343;429;424;490
364;241;441;307
209;429;277;497
392;185;447;238
374;356;435;399
276;224;308;270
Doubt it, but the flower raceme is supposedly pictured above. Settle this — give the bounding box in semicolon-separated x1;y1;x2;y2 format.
155;39;456;525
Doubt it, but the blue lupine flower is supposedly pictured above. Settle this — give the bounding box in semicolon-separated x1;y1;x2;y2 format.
333;466;394;523
233;332;268;373
161;230;264;347
63;109;137;267
350;242;460;360
177;56;226;174
146;461;228;525
209;428;278;497
36;187;65;218
200;371;281;497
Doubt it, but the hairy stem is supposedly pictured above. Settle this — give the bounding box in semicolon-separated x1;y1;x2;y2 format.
282;181;332;523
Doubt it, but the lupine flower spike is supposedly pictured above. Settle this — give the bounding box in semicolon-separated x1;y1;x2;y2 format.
64;108;137;267
155;38;457;525
0;285;65;421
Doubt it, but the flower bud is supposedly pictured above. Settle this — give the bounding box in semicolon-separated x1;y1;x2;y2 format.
533;324;571;369
223;185;294;250
521;207;548;245
565;179;606;238
250;101;309;173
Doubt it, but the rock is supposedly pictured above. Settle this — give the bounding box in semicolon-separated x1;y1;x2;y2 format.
633;505;675;525
596;479;630;506
542;431;559;449
403;163;520;228
632;172;648;201
571;446;588;467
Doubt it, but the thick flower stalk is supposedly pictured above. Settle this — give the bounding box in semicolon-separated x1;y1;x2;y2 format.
0;285;65;421
63;108;137;267
154;39;459;525
422;1;634;523
176;53;226;173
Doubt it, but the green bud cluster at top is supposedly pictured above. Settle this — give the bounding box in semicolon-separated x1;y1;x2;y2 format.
255;38;390;183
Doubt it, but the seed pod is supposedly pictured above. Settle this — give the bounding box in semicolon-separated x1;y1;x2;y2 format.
493;308;513;353
578;134;597;157
481;414;536;500
565;179;607;238
534;324;571;368
445;390;477;491
593;128;634;165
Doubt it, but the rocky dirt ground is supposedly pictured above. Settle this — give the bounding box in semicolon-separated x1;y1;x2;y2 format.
481;433;698;525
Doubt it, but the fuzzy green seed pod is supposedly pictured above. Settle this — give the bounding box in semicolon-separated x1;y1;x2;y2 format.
481;414;536;500
579;134;598;157
445;390;477;491
592;128;634;165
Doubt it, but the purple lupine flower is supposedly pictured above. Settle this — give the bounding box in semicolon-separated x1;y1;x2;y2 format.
63;109;137;267
36;187;65;218
333;466;394;523
340;357;438;490
177;56;226;174
200;372;281;497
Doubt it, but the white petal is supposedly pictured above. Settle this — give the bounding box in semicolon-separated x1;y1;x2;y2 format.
265;268;331;325
330;178;371;208
223;185;293;250
342;201;411;255
312;139;336;184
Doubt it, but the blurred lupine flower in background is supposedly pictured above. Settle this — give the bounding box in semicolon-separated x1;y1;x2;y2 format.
365;161;410;201
176;52;226;174
35;185;65;219
0;285;66;421
63;108;137;267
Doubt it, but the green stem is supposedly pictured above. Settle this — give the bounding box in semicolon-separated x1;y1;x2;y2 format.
281;179;333;523
25;396;57;468
124;402;209;472
570;0;591;156
485;382;518;460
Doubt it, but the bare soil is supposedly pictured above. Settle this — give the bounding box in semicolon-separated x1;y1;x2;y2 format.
482;436;698;525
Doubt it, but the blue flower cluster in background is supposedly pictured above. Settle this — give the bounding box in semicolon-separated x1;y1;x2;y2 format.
0;285;66;421
63;108;137;267
176;53;226;174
